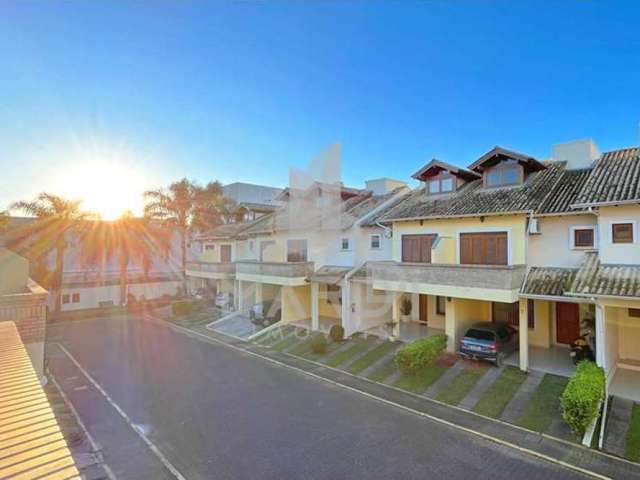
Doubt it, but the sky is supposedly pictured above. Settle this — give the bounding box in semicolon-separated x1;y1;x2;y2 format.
1;1;639;218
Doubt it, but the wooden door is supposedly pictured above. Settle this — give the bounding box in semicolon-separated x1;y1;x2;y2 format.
459;232;508;265
220;245;232;263
556;302;580;344
419;295;429;323
402;235;436;263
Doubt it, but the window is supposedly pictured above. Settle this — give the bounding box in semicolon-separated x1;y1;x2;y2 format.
62;294;70;304
484;162;522;187
204;244;215;251
629;308;640;318
249;241;254;251
220;245;232;263
341;238;350;251
459;231;508;265
402;234;436;263
527;299;535;329
571;227;595;249
260;240;275;261
72;293;80;303
612;222;634;244
436;296;446;315
370;234;381;250
427;175;455;195
287;239;308;262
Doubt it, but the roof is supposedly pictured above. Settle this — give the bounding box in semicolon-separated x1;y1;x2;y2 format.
568;252;640;298
520;267;577;297
411;159;480;182
235;202;278;212
535;168;592;215
340;187;408;229
468;146;547;173
572;146;640;207
195;222;252;240
376;161;566;222
309;265;351;284
0;322;80;479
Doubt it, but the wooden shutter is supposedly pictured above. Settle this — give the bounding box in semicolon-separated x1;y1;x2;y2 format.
459;232;508;265
220;245;232;263
402;235;435;263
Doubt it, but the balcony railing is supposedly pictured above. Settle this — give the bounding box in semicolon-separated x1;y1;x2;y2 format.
185;261;236;275
368;261;526;291
235;260;314;278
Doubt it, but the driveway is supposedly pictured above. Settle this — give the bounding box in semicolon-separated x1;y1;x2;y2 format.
46;314;590;480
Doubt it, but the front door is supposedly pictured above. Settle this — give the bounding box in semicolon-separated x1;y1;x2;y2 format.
556;302;580;344
419;295;429;323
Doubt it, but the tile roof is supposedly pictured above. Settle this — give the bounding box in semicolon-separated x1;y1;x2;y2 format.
520;267;577;297
568;252;640;298
535;168;592;215
573;147;640;207
195;222;253;240
411;158;480;181
376;162;566;222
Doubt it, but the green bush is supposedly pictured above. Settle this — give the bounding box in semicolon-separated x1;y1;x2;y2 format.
329;324;345;342
394;334;447;375
311;335;328;354
560;361;605;438
172;299;205;316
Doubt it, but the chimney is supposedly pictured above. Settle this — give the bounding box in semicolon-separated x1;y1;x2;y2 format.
552;139;599;170
365;178;407;195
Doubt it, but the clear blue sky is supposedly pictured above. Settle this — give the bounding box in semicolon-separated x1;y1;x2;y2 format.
1;1;639;212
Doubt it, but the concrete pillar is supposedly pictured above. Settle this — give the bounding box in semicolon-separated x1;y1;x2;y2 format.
411;293;420;322
255;282;263;305
392;291;401;338
595;304;606;369
518;298;529;372
341;281;351;334
233;280;239;310
444;297;457;352
311;282;319;331
237;280;244;313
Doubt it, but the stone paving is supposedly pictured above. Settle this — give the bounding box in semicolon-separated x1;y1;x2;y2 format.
423;360;465;397
500;370;545;424
605;396;635;457
458;364;504;410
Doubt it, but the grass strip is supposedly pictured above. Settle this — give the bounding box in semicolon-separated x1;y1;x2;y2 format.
516;374;568;433
288;332;326;357
302;338;345;361
473;366;527;418
272;333;307;352
254;325;295;345
346;341;398;375
393;364;449;393
366;358;398;383
326;337;378;368
625;403;640;462
435;366;488;406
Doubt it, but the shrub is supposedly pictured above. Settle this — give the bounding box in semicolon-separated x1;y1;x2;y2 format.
560;361;605;438
329;324;345;342
395;334;447;375
400;297;412;316
311;335;328;354
172;299;205;316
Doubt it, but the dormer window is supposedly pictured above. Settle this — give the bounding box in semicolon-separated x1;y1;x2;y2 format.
427;175;455;195
470;147;546;189
412;159;480;196
484;161;523;187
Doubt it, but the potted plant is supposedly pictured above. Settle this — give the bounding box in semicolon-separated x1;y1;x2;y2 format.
400;297;412;321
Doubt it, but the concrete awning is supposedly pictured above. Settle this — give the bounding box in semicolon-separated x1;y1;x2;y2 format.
309;266;351;285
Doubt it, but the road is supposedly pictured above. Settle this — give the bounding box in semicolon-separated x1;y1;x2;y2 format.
46;314;589;480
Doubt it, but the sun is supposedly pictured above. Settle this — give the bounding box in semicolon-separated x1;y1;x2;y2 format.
57;162;146;220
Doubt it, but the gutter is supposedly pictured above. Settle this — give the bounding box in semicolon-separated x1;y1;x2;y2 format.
571;199;640;209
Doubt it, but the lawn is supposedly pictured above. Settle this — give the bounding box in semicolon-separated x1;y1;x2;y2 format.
366;358;398;383
435;365;488;406
287;332;326;356
272;332;308;352
325;336;379;368
625;403;640;462
346;341;398;375
393;364;449;393
473;367;528;418
302;338;344;361
253;326;293;345
516;374;568;433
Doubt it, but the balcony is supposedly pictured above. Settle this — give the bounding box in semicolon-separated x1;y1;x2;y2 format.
185;261;236;279
368;261;526;303
235;260;314;286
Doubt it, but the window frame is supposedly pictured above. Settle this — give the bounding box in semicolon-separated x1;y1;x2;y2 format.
436;296;446;316
340;237;350;251
569;226;597;250
426;173;456;195
286;238;308;263
629;308;640;318
71;293;80;304
62;294;70;305
610;221;636;244
370;234;381;250
204;244;215;251
457;229;511;266
483;162;523;188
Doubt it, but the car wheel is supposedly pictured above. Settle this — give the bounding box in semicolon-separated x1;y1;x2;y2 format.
496;352;505;367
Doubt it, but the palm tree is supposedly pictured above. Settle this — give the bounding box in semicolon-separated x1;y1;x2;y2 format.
80;212;172;306
10;193;93;314
144;178;227;292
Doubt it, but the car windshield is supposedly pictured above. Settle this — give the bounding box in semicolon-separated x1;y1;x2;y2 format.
465;329;495;342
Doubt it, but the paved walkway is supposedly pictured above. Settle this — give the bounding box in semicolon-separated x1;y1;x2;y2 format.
500;370;545;424
605;396;635;457
209;313;265;339
458;365;503;410
359;344;402;378
423;361;466;397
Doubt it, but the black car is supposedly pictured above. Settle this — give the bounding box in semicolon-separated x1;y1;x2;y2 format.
459;322;518;366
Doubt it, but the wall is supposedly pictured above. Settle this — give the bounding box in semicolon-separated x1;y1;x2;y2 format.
281;285;311;322
318;284;341;319
348;283;393;334
527;215;597;267
528;300;552;348
616;307;640;362
199;240;235;263
392;215;528;265
445;298;491;351
60;280;180;311
0;249;29;294
604;306;620;379
598;205;640;265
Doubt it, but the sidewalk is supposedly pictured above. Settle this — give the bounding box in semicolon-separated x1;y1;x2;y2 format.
154;315;640;480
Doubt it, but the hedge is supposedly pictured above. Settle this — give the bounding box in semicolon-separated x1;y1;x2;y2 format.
560;361;605;438
395;334;447;375
172;299;205;316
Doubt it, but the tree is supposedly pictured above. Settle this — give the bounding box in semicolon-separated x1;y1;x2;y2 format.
10;194;93;314
144;178;228;291
0;211;9;231
80;212;172;306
